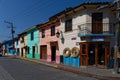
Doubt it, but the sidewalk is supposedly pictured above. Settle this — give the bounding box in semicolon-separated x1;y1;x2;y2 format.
18;57;120;80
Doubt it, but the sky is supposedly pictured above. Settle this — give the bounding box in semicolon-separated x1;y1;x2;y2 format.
0;0;113;42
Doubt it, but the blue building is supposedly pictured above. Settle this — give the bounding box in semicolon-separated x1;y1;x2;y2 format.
4;40;14;55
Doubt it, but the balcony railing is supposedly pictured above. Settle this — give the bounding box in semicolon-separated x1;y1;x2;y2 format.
78;23;115;37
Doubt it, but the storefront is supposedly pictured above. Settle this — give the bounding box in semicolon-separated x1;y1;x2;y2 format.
80;41;110;68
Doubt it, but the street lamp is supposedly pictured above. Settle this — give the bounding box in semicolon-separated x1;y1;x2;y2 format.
56;31;60;38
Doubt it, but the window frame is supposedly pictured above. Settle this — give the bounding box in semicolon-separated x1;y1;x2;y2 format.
41;29;45;38
65;19;72;32
51;25;55;36
31;32;34;41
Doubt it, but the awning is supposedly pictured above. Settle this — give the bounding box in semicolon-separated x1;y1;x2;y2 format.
78;33;114;37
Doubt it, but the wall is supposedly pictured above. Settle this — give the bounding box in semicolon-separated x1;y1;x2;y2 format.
19;35;27;57
27;29;40;60
14;39;20;56
59;7;117;67
40;21;60;63
59;11;87;55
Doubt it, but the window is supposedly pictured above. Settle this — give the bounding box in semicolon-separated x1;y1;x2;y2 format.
21;37;24;43
65;19;72;32
16;41;18;45
42;29;45;38
51;26;55;36
31;32;34;40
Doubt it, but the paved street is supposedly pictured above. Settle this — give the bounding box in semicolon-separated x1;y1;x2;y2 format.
0;56;100;80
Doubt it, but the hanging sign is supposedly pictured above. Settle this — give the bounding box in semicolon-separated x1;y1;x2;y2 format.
71;37;77;40
91;36;104;41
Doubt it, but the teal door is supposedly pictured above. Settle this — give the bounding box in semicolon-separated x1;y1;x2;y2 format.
32;46;35;58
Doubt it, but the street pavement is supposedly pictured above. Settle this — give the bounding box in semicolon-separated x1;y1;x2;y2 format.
0;56;99;80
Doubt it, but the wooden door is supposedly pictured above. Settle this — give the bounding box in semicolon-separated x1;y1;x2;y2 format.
80;43;88;66
40;46;47;59
92;13;103;34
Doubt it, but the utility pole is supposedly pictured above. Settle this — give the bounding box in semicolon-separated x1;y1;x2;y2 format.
113;0;120;74
4;21;15;55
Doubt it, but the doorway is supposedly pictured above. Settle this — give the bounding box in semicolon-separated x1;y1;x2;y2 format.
40;46;47;59
88;44;95;65
32;46;35;58
98;44;105;65
17;48;19;56
21;48;23;57
51;46;56;61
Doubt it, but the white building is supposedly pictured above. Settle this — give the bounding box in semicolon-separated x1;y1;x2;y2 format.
50;2;116;68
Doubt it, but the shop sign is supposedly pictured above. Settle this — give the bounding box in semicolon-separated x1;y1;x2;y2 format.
71;37;76;40
92;36;104;41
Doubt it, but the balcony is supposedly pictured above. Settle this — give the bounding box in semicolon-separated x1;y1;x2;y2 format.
78;23;114;37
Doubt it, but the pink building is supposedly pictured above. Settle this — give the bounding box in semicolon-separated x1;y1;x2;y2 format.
38;19;60;63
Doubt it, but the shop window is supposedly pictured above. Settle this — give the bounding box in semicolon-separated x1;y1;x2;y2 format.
82;44;86;54
118;46;120;52
65;19;72;32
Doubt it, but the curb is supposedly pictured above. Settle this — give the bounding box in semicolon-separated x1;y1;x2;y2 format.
57;65;120;80
18;57;120;80
18;57;58;69
19;57;38;63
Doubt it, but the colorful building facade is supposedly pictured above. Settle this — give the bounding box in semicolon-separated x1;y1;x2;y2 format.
1;1;119;69
50;2;116;68
14;38;20;56
19;32;27;58
38;20;60;63
3;40;14;55
26;26;40;60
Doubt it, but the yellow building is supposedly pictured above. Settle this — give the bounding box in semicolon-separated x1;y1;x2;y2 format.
18;32;27;58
